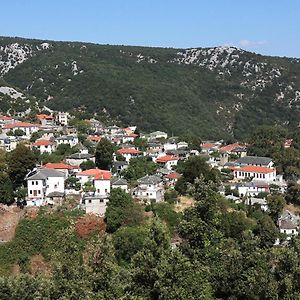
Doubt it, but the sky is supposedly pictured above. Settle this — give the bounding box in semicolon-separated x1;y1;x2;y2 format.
0;0;299;58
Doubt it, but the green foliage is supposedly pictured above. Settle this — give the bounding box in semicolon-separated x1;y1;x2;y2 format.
7;143;37;188
105;188;144;233
175;156;220;194
65;176;81;191
122;156;157;181
95;138;114;170
152;202;181;233
0;171;14;205
285;181;300;205
29;130;44;142
113;226;148;264
164;190;179;204
0;209;83;275
80;160;96;171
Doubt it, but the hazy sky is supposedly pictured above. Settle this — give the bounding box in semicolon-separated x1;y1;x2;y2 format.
1;0;299;57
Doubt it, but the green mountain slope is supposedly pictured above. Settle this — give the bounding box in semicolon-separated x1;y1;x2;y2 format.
1;36;300;139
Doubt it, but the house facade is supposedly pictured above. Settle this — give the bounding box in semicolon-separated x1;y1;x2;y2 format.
26;169;65;206
132;175;164;203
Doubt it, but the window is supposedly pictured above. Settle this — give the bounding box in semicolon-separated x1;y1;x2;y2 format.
38;190;41;194
88;199;92;203
105;189;108;193
35;181;38;185
97;189;100;193
99;199;104;203
32;181;34;185
30;190;33;194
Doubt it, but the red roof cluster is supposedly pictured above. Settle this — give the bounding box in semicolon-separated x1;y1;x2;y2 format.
117;148;141;154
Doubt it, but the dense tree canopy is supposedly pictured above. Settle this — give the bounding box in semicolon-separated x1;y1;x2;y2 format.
95;138;114;170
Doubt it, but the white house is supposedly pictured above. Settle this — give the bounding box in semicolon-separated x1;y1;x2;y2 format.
235;156;274;168
233;166;276;182
56;112;70;126
279;219;298;240
32;139;56;154
56;135;78;147
81;194;108;216
94;170;112;196
132;175;164;203
43;162;75;178
149;131;168;140
111;178;128;192
117;148;142;162
2;122;41;137
236;181;270;197
0;133;18;152
79;169;112;216
26;169;65;206
156;155;178;170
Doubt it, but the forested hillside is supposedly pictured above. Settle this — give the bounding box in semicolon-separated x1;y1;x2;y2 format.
1;36;300;139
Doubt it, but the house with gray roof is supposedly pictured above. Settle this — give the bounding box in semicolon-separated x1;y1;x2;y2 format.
26;169;65;206
111;178;128;192
235;156;274;168
132;175;164;203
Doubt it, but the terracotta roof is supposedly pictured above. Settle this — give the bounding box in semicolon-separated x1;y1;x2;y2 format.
36;114;53;120
234;166;275;174
3;122;41;129
44;162;73;170
0;116;14;121
165;172;181;179
94;170;112;180
201;143;218;149
32;139;53;147
87;135;102;142
77;168;111;180
156;155;178;163
219;143;244;153
117;148;141;154
126;133;139;137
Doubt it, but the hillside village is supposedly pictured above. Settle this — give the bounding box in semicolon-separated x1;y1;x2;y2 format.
0;110;298;243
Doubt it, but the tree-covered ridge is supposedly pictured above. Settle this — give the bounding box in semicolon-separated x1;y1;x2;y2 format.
1;36;300;139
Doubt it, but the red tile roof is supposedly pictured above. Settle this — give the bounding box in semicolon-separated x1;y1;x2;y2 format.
0;116;14;121
201;143;218;149
94;170;112;180
156;155;178;163
32;140;53;147
117;148;141;154
87;135;102;142
165;172;181;179
126;133;139;137
44;162;74;170
36;114;53;120
234;166;274;174
3;122;41;129
77;168;111;180
219;143;243;153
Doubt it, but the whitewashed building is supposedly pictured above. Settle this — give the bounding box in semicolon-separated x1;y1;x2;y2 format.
26;169;65;206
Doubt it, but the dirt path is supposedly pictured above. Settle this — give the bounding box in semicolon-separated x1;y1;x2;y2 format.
0;205;23;242
175;196;195;212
